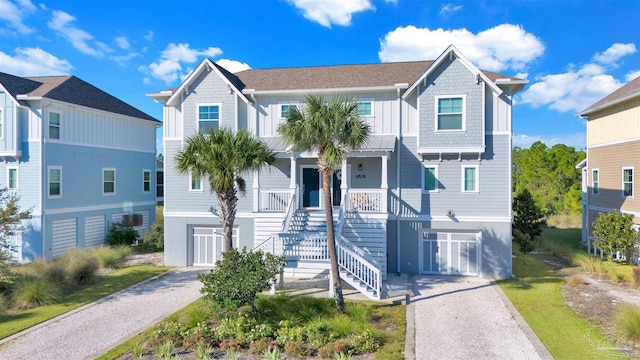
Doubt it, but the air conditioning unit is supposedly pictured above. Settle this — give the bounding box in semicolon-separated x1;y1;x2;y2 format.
122;214;133;226
132;213;143;227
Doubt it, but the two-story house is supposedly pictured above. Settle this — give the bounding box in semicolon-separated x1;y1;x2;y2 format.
0;72;160;261
149;45;526;298
579;75;640;254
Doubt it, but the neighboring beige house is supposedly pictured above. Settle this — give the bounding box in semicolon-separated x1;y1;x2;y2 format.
579;75;640;253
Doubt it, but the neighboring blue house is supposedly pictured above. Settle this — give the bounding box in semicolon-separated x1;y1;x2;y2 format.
0;72;160;261
149;45;526;299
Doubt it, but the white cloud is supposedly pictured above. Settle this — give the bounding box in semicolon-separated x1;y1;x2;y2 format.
513;132;586;150
48;10;107;57
384;0;398;4
0;47;72;76
0;0;37;34
625;70;640;82
439;3;462;16
143;43;223;84
378;24;545;72
515;72;529;80
115;36;130;50
216;59;251;73
286;0;374;27
144;30;154;42
592;43;636;65
111;52;140;67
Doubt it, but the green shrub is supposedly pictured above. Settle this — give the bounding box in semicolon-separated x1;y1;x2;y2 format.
318;339;353;359
249;338;277;356
350;328;380;354
345;303;372;324
13;275;59;309
154;340;173;360
195;343;214;360
306;319;332;348
615;305;640;344
215;314;274;343
105;222;139;246
284;340;311;358
132;342;146;359
275;320;305;344
219;338;243;352
260;348;283;360
144;209;164;249
198;248;285;317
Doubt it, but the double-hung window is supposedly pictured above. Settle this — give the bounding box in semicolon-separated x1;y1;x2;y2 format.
422;165;438;192
280;104;297;118
189;172;203;192
103;168;116;195
7;167;18;190
436;96;465;131
143;170;151;193
49;112;60;139
592;169;599;195
462;165;479;192
623;167;633;197
357;101;373;116
48;166;62;197
198;104;220;132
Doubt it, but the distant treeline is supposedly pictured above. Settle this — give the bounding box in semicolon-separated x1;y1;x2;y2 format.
513;141;586;215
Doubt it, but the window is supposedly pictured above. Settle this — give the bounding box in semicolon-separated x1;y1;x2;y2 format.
103;169;116;195
189;172;203;192
7;167;18;190
280;104;297;118
623;167;633;197
422;165;438;192
0;108;3;139
592;169;599;195
462;165;479;192
143;170;151;193
49;112;60;139
48;166;61;197
198;104;220;132
357;101;373;116
436;96;465;131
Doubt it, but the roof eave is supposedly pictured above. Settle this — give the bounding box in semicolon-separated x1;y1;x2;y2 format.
242;85;406;95
579;92;640;117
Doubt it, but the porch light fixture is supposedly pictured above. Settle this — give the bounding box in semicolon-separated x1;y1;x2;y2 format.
358;164;363;171
447;209;455;217
227;84;233;94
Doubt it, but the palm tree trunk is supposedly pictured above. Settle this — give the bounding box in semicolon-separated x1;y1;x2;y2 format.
217;189;237;252
322;167;345;312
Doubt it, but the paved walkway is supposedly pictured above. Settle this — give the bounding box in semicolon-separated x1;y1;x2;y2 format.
0;267;206;360
411;276;552;360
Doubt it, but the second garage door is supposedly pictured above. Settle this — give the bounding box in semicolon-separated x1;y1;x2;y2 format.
420;231;481;276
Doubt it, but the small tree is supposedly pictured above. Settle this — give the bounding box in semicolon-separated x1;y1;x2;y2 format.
198;248;286;318
0;188;31;291
513;189;546;264
144;207;164;249
592;210;638;263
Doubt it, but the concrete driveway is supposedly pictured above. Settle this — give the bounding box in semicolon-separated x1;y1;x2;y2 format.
410;276;552;360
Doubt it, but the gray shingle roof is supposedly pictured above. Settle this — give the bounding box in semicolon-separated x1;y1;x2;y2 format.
0;72;159;123
580;75;640;115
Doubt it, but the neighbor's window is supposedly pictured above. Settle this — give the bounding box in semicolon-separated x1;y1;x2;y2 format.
436;96;464;131
623;167;633;197
198;104;220;132
49;112;60;139
422;166;438;192
462;165;478;192
592;169;599;195
189;172;203;191
49;167;61;197
280;104;297;118
357;101;373;116
103;169;116;195
143;170;151;193
7;167;18;190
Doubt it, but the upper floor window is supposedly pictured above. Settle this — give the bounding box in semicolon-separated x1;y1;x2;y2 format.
48;166;62;198
592;169;599;195
190;172;203;192
103;168;116;195
462;165;479;193
422;165;438;192
49;112;61;139
198;104;220;132
280;104;297;118
143;170;151;193
436;96;465;131
7;167;18;190
357;101;373;116
623;167;633;197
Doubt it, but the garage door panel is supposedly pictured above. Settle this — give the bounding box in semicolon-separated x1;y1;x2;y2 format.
421;231;480;276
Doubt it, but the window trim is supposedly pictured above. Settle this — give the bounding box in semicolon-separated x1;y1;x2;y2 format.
461;164;479;193
435;95;466;132
279;104;298;119
142;169;151;193
189;172;204;192
49;111;61;140
102;168;116;196
356;100;374;117
197;103;221;133
623;166;634;198
592;168;599;195
421;164;439;193
48;166;62;198
7;166;18;190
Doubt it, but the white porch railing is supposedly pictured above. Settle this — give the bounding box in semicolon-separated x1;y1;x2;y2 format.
346;189;386;213
281;187;298;232
260;189;292;212
254;233;329;261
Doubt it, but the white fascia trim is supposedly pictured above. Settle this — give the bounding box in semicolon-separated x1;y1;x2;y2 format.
243;86;400;96
44;201;156;215
580;92;640;116
417;147;485;154
587;205;640;218
395;214;512;222
487;131;511;135
588;137;640;149
45;139;156;154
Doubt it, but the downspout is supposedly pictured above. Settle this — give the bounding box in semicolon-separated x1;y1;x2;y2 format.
396;87;402;274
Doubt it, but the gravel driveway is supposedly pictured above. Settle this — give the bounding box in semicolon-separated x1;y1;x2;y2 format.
0;267;206;360
412;276;551;360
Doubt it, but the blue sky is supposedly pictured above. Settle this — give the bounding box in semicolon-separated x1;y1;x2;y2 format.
1;0;639;154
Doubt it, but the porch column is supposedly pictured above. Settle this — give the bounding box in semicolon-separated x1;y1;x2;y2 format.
381;155;388;212
341;158;348;205
253;170;259;212
289;155;297;190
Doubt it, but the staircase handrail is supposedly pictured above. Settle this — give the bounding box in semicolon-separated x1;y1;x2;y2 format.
253;235;275;254
281;186;298;232
335;235;382;299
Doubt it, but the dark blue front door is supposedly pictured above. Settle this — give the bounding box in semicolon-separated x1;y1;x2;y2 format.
302;168;320;208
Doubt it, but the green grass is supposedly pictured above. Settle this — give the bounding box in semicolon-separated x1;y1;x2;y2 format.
499;229;623;359
0;265;168;339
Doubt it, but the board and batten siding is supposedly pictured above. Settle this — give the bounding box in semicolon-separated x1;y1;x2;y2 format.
51;218;77;257
164;105;183;139
587;98;640;146
0;92;18;153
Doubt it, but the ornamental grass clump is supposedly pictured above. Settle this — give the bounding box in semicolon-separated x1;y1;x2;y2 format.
13;275;59;309
61;249;99;285
615;305;640;345
92;246;124;269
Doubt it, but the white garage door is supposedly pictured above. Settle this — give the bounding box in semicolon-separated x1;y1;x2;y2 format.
52;218;77;257
192;227;239;266
84;215;105;248
420;231;481;276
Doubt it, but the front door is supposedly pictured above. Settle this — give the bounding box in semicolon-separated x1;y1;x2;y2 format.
332;171;342;207
302;167;321;208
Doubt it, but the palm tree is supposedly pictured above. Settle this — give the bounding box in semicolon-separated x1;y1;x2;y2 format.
278;94;369;312
176;128;276;252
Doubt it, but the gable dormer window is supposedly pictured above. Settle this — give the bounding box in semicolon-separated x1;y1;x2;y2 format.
49;112;61;139
198;104;220;132
435;96;465;131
